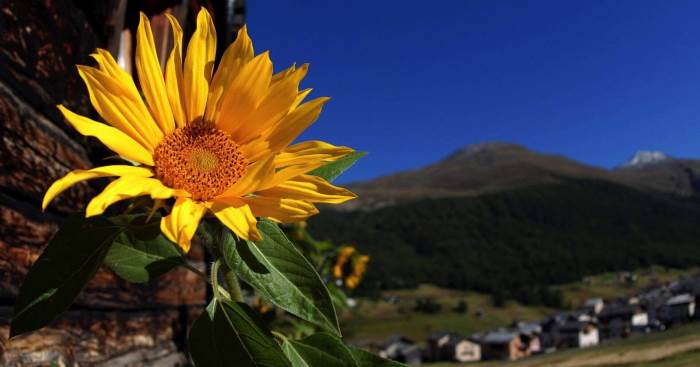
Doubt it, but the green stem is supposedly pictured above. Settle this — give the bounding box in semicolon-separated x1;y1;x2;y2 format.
220;261;244;302
211;260;223;300
271;330;288;344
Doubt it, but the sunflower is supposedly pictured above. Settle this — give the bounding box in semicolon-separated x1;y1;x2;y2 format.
42;9;356;252
345;255;369;289
332;246;356;279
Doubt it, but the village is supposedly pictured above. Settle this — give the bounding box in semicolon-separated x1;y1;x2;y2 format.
365;272;700;365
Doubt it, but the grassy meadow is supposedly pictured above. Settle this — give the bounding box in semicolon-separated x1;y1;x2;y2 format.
343;266;698;343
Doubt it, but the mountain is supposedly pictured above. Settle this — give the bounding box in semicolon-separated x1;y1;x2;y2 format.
621;151;670;168
344;142;700;209
310;180;700;302
614;156;700;197
308;142;700;302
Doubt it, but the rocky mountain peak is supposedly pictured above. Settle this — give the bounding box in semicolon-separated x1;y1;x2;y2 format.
621;151;670;168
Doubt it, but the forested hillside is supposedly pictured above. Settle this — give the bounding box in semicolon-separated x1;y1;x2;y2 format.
310;180;700;304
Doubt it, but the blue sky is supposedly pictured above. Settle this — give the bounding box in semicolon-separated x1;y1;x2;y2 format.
248;1;700;183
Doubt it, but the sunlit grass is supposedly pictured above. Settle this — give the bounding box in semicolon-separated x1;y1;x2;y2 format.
343;266;699;345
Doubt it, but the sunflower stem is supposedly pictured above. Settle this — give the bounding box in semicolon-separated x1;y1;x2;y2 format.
271;331;288;343
220;261;244;302
210;260;223;300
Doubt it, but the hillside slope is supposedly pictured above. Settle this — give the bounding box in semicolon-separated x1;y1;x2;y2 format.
310;180;700;301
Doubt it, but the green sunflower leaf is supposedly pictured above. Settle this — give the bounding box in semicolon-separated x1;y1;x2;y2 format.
104;216;187;283
188;299;290;367
348;346;407;367
10;215;123;337
281;333;357;367
307;151;367;183
223;220;341;336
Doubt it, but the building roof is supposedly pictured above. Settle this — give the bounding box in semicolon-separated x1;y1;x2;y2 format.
481;331;519;344
584;298;604;307
517;322;543;335
666;294;695;306
599;304;643;319
427;331;455;342
446;335;475;349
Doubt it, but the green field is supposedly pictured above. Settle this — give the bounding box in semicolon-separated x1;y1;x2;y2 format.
554;266;699;309
343;284;553;342
343;266;698;343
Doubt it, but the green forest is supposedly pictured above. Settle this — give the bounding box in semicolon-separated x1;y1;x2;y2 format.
310;180;700;306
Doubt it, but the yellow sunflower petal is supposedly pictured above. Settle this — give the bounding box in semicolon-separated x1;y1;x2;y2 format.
259;161;325;191
58;105;154;166
262;97;330;153
270;64;296;85
90;49;140;97
217;52;273;136
165;13;187;128
136;12;175;133
291;88;313;111
205;25;254;123
241;196;318;223
274;140;353;168
239;139;272;163
217;155;276;198
234;64;308;144
207;199;261;241
183;8;216;123
161;197;206;252
42;165;153;210
259;174;356;204
77;65;163;150
85;176;185;217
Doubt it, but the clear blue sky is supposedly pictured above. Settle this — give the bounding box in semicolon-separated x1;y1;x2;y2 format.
248;0;700;183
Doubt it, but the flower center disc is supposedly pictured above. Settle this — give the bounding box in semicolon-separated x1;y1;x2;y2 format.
154;123;248;201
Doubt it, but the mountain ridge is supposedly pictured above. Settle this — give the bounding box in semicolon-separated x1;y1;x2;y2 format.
344;142;700;210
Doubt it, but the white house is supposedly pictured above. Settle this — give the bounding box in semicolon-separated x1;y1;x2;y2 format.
427;332;481;363
449;337;481;363
559;322;599;348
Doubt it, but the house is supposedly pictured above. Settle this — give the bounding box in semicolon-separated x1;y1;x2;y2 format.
583;298;605;315
449;336;481;362
426;332;481;362
670;275;700;296
478;331;528;361
558;321;599;348
673;276;700;319
539;314;573;351
537;331;558;354
639;289;671;324
514;322;543;354
378;335;422;365
426;331;453;361
598;304;649;338
660;294;696;326
539;310;595;349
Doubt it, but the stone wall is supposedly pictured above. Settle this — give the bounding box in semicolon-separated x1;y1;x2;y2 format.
0;1;212;365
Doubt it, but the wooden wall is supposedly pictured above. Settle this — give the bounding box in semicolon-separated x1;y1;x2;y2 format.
0;1;222;365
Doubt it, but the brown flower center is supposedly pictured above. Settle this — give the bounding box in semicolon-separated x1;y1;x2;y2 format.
153;123;248;201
